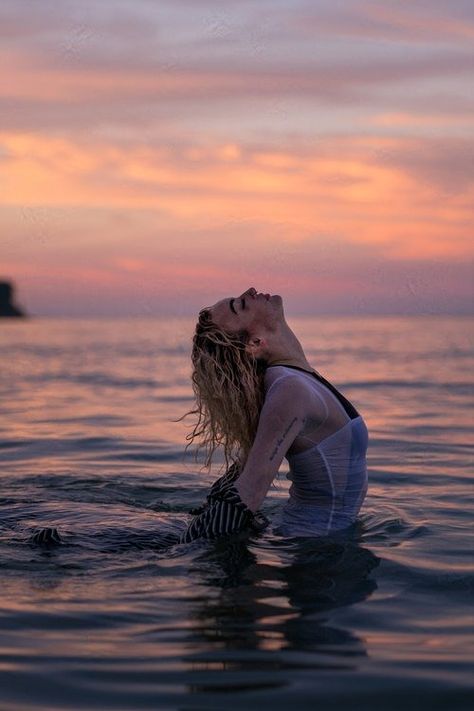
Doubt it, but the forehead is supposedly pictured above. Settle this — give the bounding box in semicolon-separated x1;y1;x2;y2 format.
209;298;236;329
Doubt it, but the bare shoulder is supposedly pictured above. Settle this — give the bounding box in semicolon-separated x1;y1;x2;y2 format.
263;368;314;410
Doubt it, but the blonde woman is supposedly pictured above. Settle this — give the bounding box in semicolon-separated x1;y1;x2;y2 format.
180;286;369;542
32;287;368;547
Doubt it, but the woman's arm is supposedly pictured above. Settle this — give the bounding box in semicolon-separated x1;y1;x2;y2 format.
234;376;310;512
179;376;310;543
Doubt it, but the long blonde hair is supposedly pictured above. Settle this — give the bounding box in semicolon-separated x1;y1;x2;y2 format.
184;308;266;471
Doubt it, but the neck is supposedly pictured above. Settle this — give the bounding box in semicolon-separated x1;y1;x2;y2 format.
264;322;313;372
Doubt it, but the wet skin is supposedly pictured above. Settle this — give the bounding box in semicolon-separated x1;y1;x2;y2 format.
209;287;283;335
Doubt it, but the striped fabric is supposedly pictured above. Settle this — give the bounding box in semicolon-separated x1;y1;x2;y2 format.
183;461;269;540
189;461;241;515
180;484;255;543
30;527;62;545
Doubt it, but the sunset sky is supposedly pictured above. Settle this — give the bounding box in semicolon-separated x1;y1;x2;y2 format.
1;0;473;316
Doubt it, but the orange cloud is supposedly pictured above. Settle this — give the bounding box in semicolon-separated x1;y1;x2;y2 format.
1;131;472;265
1;0;471;315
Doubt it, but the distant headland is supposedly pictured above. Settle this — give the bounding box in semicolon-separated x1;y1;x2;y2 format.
0;281;26;318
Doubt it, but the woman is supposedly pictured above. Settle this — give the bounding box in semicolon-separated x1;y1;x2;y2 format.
32;287;368;547
180;286;369;542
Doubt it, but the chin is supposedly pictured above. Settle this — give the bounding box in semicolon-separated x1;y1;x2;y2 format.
269;294;284;320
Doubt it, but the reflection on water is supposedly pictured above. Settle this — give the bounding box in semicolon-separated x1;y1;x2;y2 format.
185;535;378;694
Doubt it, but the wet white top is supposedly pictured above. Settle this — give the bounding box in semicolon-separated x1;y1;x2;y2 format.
264;366;369;536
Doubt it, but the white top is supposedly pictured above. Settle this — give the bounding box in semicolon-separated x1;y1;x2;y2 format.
265;366;369;536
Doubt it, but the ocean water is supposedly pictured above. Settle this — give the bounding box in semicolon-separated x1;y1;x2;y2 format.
0;315;472;711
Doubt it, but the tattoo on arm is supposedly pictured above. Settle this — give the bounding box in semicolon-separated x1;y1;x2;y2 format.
269;417;298;461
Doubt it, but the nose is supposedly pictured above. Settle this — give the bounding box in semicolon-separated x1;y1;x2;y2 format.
240;287;257;299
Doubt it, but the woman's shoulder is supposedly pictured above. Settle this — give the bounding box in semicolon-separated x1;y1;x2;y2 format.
264;365;294;389
263;366;315;400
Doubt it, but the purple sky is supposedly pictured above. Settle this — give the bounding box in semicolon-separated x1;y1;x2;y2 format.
1;0;473;315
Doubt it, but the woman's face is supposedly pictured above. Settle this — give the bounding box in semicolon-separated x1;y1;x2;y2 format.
209;287;283;334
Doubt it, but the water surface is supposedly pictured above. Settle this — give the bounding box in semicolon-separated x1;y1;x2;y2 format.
0;316;473;710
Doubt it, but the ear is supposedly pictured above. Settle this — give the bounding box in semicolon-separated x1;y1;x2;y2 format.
245;335;267;360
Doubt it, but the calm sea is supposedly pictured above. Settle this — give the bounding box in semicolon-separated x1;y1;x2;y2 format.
0;316;473;710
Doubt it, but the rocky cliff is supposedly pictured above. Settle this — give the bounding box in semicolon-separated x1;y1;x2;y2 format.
0;281;26;317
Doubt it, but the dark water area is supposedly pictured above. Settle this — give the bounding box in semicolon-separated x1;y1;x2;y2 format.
0;316;473;710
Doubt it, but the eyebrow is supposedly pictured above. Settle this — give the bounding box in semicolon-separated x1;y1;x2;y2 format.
229;298;237;315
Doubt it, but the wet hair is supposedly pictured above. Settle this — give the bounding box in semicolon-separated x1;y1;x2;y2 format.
183;308;266;471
